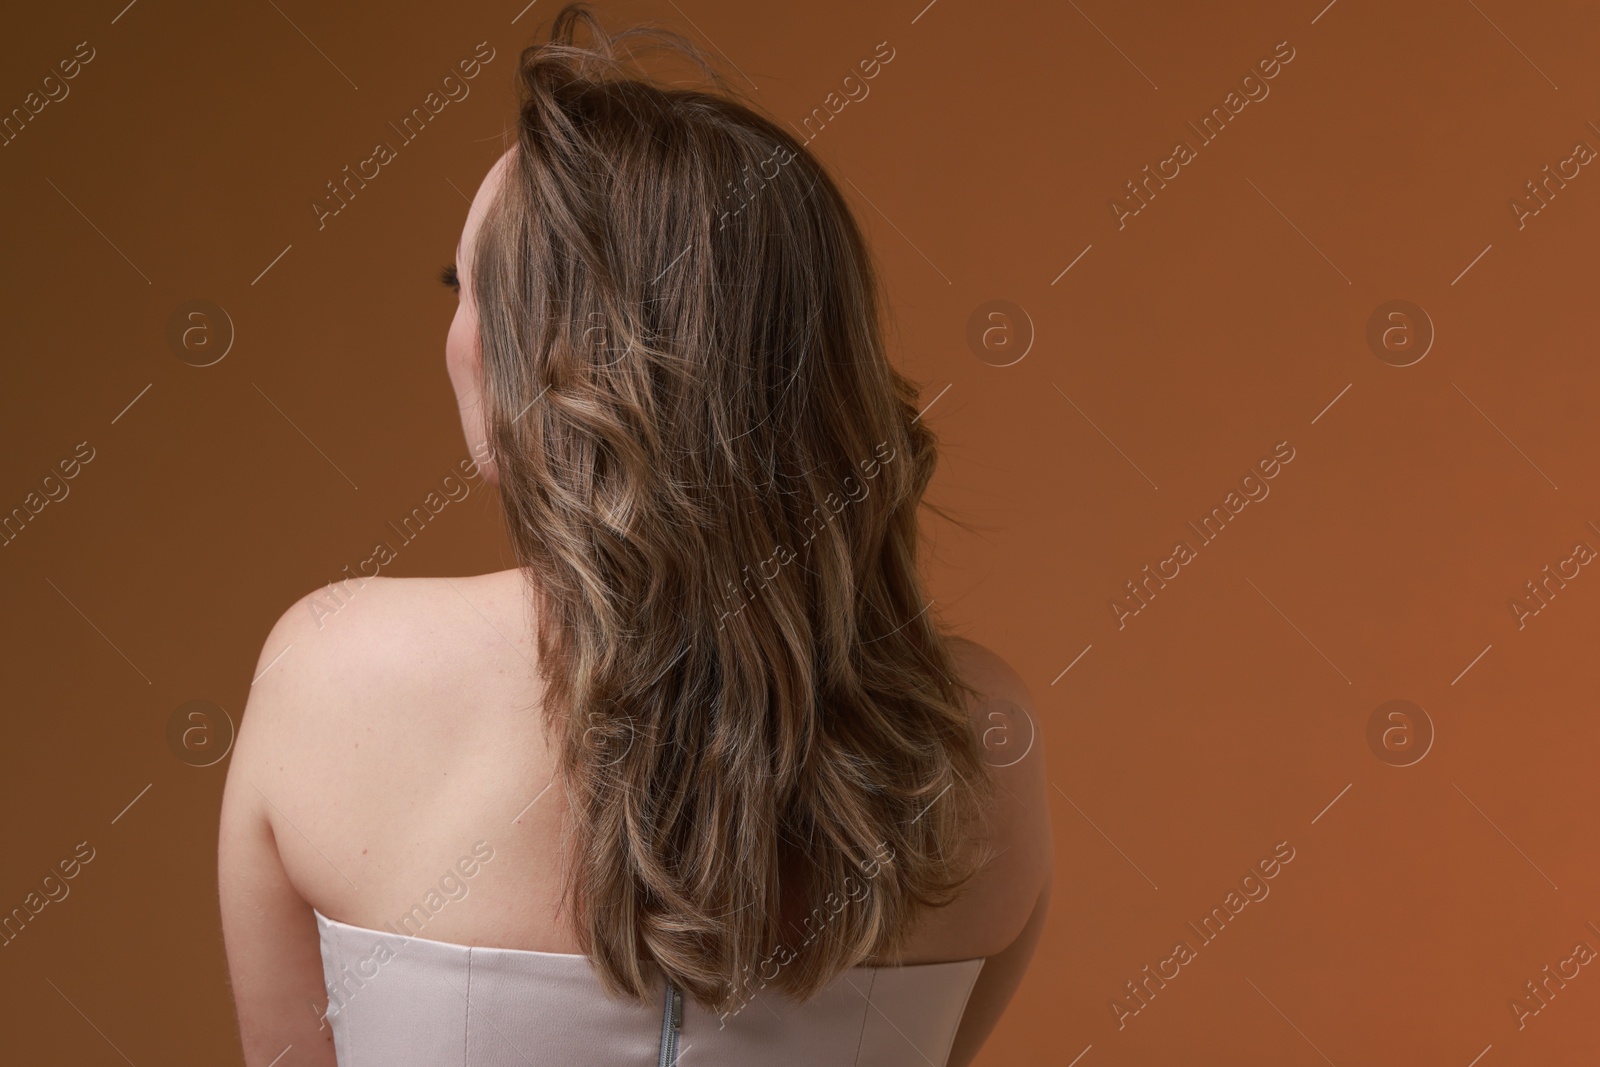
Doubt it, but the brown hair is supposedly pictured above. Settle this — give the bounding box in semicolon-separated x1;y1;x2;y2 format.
471;3;994;1012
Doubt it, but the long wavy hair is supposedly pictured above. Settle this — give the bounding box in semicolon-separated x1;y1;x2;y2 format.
471;3;994;1013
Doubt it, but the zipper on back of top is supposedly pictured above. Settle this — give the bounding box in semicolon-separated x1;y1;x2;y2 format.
657;979;683;1067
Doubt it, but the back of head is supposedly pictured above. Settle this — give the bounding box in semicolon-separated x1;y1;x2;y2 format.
471;2;993;1014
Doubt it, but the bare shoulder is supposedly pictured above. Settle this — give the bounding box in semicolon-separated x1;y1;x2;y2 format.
901;635;1053;958
225;570;546;913
945;636;1044;779
946;636;1033;710
237;571;535;779
246;571;533;716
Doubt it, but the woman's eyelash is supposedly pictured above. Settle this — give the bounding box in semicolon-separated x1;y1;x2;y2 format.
440;263;459;293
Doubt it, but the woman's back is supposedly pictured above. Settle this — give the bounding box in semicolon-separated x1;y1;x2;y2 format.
225;570;1050;1065
219;10;1053;1062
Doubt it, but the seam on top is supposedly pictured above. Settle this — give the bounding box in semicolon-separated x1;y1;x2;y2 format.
939;960;986;1066
849;968;878;1067
333;922;354;1067
463;945;473;1067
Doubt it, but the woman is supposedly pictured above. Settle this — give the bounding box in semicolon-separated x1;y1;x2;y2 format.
218;6;1052;1065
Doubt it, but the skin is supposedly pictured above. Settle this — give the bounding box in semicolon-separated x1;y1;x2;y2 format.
218;149;1053;1067
442;150;508;483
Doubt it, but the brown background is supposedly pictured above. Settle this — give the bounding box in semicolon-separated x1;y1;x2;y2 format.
3;0;1599;1063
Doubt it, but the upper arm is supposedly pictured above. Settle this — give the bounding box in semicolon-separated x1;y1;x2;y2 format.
217;593;339;1067
946;873;1051;1067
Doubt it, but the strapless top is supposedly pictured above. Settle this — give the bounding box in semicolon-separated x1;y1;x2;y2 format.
313;908;985;1066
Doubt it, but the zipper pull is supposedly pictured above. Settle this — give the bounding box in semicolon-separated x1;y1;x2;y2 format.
670;984;683;1030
